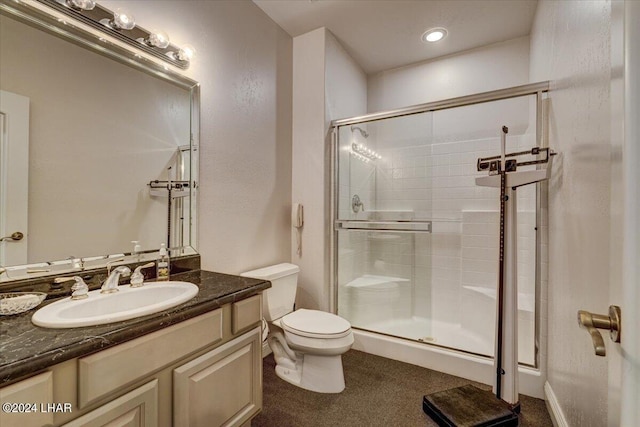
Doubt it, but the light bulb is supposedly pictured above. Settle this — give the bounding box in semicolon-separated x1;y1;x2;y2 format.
177;44;196;61
112;8;135;30
67;0;95;10
147;30;170;49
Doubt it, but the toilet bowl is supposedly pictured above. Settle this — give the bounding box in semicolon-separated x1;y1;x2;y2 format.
241;263;354;393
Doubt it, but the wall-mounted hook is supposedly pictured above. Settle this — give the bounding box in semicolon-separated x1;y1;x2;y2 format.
577;305;621;356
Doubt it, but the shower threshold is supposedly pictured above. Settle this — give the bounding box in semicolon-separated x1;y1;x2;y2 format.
350;328;544;399
356;316;493;358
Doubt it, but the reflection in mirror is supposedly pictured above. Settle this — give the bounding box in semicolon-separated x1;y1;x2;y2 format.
0;1;199;282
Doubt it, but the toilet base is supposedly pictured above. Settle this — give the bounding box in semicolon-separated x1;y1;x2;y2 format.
274;353;346;394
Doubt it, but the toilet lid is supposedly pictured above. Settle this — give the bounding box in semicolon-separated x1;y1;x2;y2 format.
281;309;352;339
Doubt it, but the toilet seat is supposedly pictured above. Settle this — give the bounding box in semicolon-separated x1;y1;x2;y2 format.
280;309;352;339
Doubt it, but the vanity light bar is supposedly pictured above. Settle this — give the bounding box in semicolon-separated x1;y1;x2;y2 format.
351;143;381;162
351;151;371;163
38;0;193;69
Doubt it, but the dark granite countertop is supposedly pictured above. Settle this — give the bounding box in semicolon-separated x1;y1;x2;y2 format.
0;270;270;386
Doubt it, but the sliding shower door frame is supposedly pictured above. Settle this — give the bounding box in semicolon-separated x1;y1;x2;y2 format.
329;81;550;369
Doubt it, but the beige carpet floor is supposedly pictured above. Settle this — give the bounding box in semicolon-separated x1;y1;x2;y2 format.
252;350;553;427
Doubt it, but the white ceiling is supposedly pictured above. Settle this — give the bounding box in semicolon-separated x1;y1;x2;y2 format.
253;0;538;75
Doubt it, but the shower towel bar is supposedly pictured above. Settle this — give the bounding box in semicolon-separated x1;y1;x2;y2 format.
335;220;432;233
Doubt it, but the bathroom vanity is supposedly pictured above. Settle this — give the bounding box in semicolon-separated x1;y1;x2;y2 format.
0;269;269;427
0;2;269;425
0;1;268;424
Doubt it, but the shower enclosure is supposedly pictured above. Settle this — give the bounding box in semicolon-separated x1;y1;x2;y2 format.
331;83;549;368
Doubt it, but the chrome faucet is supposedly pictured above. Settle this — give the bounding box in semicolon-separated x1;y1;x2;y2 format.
55;276;89;300
130;262;155;288
101;266;131;294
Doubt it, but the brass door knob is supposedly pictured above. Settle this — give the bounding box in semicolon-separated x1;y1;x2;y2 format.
577;305;621;357
0;231;24;242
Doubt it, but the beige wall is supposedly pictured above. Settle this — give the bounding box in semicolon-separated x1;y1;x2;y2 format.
103;1;294;274
291;28;367;311
291;28;327;309
367;36;530;113
530;1;623;425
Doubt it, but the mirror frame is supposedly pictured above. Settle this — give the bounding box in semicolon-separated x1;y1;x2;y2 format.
0;0;200;282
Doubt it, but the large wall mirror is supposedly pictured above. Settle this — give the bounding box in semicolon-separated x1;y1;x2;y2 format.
0;0;199;282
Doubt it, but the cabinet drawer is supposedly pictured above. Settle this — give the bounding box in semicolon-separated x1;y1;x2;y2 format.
63;379;158;427
232;294;262;334
78;309;222;408
0;372;53;427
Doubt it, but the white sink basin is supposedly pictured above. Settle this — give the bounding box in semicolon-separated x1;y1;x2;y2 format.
32;281;199;328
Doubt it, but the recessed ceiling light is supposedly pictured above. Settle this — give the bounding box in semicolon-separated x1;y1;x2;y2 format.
422;28;448;43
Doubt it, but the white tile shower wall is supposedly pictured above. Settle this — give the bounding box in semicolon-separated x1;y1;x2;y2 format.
361;233;428;323
413;233;432;319
459;210;536;363
429;135;536;343
375;145;433;217
372;133;537;323
460;211;536;293
368;132;538;329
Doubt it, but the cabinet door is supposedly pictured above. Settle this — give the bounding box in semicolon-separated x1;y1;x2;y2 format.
63;380;158;427
0;372;53;427
173;327;262;427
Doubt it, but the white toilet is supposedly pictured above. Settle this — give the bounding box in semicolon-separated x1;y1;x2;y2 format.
241;263;354;393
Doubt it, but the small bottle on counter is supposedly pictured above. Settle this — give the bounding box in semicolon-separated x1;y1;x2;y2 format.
156;243;170;281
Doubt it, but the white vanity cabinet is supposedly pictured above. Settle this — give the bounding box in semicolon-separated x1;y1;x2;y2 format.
0;371;54;427
0;294;263;427
62;380;159;427
174;327;262;427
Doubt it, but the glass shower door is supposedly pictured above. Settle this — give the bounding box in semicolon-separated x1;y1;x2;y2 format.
334;94;539;365
336;112;436;344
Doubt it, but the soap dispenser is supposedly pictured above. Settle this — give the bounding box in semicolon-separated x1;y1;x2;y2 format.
156;243;170;281
131;240;142;261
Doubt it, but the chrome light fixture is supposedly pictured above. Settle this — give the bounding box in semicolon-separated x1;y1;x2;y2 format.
351;143;381;162
44;0;195;69
176;44;196;62
66;0;95;11
145;30;170;49
110;8;136;30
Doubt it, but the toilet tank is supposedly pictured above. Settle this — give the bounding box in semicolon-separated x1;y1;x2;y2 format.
240;263;300;321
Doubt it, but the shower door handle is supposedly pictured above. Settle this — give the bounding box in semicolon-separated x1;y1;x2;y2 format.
577;305;621;356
